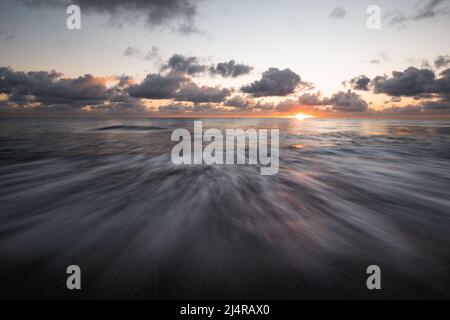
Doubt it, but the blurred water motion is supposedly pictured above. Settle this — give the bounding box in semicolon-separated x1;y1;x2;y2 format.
0;118;449;299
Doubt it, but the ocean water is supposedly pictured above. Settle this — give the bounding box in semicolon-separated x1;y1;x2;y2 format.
0;117;449;299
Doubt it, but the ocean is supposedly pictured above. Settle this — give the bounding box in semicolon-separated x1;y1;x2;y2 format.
0;117;449;299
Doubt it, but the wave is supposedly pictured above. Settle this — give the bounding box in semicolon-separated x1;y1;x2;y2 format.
93;125;167;131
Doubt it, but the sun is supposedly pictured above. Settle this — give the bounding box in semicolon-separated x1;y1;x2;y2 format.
295;113;314;120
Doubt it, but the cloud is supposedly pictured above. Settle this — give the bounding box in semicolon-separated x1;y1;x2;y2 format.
128;73;188;99
372;66;450;97
387;0;450;27
124;45;162;65
381;99;450;115
0;67;110;107
161;54;253;78
2;59;448;117
127;71;231;103
161;54;206;76
174;83;231;103
0;19;14;43
225;95;255;109
22;0;200;34
209;60;253;78
329;7;346;19
434;55;450;69
0;19;5;39
350;75;371;91
0;52;257;113
158;102;230;114
354;60;450;115
276;93;368;114
144;46;161;61
380;105;423;115
413;0;450;20
297;92;325;106
421;60;432;68
241;68;302;97
123;45;162;66
372;67;435;96
368;52;389;65
324;91;368;112
421;100;450;110
116;75;135;88
275;99;322;114
157;103;193;113
295;91;369;113
124;46;141;57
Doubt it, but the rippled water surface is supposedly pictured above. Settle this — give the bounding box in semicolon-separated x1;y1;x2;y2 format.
0;118;449;299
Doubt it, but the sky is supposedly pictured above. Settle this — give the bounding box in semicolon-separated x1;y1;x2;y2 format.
0;0;450;118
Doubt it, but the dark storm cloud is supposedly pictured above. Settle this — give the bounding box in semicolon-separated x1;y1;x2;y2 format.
329;7;346;19
434;55;450;69
241;68;302;97
0;67;109;106
174;83;231;103
209;60;253;78
22;0;200;34
387;0;450;26
161;54;207;76
372;66;450;96
350;75;371;91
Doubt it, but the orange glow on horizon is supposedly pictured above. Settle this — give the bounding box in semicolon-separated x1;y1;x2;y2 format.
294;113;315;120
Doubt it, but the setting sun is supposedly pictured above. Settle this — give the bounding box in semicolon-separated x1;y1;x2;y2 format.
295;113;314;120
